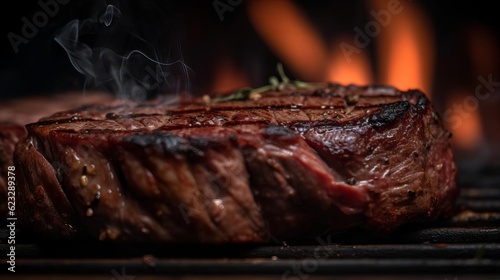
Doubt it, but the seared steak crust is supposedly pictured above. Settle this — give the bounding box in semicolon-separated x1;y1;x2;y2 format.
15;84;457;243
0;92;119;216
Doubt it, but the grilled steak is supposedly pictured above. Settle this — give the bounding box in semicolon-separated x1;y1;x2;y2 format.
14;83;458;243
0;92;118;216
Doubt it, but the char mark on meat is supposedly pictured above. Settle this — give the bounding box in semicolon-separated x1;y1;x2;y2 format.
13;83;457;243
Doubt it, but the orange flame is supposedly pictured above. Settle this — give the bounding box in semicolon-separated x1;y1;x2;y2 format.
369;0;435;97
246;0;328;80
245;0;491;153
247;0;434;92
326;37;373;85
466;24;499;75
210;58;249;94
447;92;482;151
449;24;500;151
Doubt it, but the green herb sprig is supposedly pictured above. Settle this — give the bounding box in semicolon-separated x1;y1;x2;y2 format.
209;63;313;103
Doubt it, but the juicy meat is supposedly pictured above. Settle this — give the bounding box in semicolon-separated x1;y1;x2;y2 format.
14;84;458;243
0;92;119;216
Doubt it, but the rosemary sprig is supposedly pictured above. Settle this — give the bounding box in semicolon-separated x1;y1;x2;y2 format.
209;63;314;103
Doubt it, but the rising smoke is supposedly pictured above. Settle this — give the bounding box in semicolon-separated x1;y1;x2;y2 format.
55;2;191;101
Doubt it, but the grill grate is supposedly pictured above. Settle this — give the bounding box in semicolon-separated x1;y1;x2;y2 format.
2;165;500;277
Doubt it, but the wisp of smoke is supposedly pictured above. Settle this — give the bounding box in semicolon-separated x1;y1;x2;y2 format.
55;3;192;101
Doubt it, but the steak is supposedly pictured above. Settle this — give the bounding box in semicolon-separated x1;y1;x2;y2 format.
14;83;458;243
0;92;118;216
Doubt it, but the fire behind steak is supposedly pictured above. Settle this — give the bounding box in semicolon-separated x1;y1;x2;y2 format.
14;83;458;243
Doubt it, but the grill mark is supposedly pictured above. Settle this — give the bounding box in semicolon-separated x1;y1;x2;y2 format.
28;104;388;134
29;92;405;127
39;109;391;138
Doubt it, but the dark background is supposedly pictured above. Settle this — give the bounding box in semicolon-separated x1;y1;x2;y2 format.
1;0;499;98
